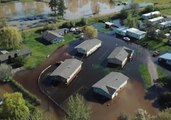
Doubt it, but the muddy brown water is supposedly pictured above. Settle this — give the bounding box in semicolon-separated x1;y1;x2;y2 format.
0;0;129;19
12;32;158;120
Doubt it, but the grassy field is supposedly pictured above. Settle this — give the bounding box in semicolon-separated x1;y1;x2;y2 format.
161;9;171;15
22;31;76;69
157;66;166;79
138;37;171;52
139;64;152;89
135;0;171;4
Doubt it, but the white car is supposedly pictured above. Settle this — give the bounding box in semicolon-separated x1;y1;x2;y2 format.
123;37;130;41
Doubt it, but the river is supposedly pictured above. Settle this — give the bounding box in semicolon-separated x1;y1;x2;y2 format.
0;0;153;20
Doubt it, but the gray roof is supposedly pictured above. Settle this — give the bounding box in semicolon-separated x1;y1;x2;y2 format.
75;39;102;52
93;72;129;95
107;46;129;62
50;58;83;80
43;30;63;42
0;48;31;62
126;28;146;35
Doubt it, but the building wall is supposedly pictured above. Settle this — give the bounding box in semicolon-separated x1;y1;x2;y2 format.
86;43;102;56
93;87;112;99
108;57;128;68
66;64;82;84
127;31;146;40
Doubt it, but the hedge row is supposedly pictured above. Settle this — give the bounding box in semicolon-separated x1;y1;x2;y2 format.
9;79;41;106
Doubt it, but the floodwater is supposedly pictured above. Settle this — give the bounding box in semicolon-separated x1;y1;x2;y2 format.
0;0;130;19
34;32;159;119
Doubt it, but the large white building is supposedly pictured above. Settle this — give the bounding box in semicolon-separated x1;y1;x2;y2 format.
142;11;160;19
159;20;171;29
126;28;146;40
49;58;83;84
92;72;129;99
75;39;102;57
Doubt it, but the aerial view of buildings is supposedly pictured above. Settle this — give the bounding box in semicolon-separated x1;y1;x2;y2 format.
0;0;171;120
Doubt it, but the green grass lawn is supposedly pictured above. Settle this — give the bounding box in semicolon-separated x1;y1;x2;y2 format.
135;0;170;4
139;64;152;89
161;9;171;15
22;31;76;69
157;66;166;79
138;37;171;52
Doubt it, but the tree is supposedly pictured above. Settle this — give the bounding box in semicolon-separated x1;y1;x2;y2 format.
119;9;128;19
0;64;12;82
49;0;59;15
65;94;91;120
0;92;30;120
29;107;43;120
158;92;171;108
130;3;140;15
0;26;22;49
143;5;154;14
0;17;7;28
83;26;97;38
133;109;152;120
57;0;66;17
124;13;138;28
117;114;129;120
154;108;171;120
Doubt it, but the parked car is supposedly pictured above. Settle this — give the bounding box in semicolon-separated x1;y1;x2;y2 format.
123;37;130;41
153;50;160;57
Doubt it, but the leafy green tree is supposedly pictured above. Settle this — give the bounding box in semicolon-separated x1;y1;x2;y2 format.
49;0;59;15
158;92;171;108
0;17;7;28
117;114;129;120
57;0;66;17
29;107;43;120
143;5;154;14
154;108;171;120
0;64;12;82
119;9;128;19
133;109;152;120
83;26;97;38
0;92;30;120
0;26;22;49
65;94;91;120
124;13;138;28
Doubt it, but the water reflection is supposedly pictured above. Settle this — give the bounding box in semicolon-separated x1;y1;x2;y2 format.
0;0;119;19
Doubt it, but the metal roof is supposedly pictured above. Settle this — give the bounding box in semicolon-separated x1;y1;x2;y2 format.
142;11;160;17
126;28;146;35
107;46;129;62
75;39;102;52
50;58;83;80
159;53;171;61
160;20;171;26
93;72;129;95
148;16;164;23
43;30;63;42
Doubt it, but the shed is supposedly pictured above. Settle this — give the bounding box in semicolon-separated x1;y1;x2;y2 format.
92;72;129;99
49;58;83;84
75;39;102;56
105;22;114;28
43;30;64;44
